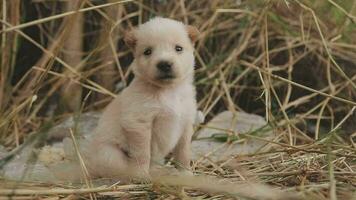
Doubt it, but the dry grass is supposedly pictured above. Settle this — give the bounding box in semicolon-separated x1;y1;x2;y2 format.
0;0;355;199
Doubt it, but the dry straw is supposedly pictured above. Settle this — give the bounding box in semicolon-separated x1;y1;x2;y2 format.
0;0;355;199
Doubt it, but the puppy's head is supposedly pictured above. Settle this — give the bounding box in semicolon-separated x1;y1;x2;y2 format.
124;17;199;87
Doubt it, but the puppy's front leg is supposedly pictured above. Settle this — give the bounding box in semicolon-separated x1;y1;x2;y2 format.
124;123;152;179
172;124;194;171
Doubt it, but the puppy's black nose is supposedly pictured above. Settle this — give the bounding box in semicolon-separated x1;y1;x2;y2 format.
157;61;172;73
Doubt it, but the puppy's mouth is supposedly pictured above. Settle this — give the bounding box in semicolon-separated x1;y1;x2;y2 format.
156;74;176;81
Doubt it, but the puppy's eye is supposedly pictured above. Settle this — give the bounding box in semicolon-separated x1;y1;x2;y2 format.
175;45;183;52
143;48;152;56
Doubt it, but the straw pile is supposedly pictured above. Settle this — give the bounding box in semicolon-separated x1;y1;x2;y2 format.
0;0;355;199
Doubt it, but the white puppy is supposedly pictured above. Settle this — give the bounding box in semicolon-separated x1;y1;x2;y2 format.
80;17;199;180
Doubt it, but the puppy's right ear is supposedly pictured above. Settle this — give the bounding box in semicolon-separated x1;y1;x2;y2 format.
124;30;137;50
186;25;200;43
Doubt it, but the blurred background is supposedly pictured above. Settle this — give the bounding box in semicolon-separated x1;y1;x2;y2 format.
1;0;355;145
0;0;355;199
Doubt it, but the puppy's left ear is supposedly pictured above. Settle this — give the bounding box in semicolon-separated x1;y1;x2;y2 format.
124;29;137;50
186;25;200;43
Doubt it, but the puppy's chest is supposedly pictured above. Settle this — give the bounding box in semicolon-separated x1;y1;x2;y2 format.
151;93;191;157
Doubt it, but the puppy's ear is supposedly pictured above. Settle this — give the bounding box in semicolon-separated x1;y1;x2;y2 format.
124;30;137;50
186;25;200;43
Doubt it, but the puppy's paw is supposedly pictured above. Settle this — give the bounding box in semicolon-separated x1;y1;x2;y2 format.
150;165;178;177
129;170;152;183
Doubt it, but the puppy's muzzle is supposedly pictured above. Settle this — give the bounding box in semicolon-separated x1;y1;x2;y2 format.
156;60;175;80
